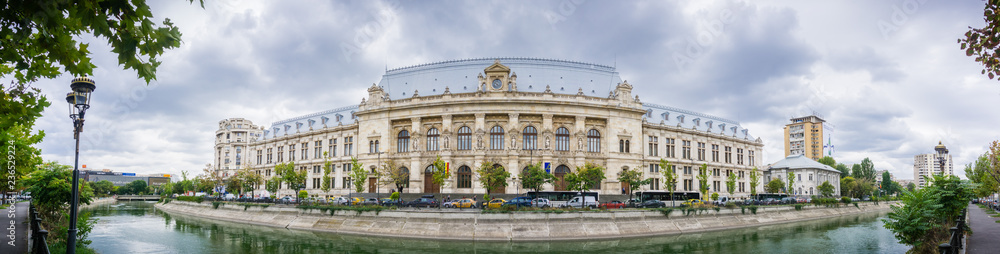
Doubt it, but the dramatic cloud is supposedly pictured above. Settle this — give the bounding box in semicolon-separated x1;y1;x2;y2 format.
20;0;1000;181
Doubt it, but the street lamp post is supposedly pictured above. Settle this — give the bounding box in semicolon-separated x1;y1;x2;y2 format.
65;76;96;254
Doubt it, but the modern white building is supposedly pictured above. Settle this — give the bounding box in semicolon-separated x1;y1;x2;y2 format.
913;141;953;187
763;154;841;197
214;118;264;177
226;58;765;198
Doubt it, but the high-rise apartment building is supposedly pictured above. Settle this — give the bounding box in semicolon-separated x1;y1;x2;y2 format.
784;115;825;161
913;141;953;187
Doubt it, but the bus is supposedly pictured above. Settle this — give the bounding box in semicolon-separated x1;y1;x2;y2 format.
753;193;788;202
526;191;599;207
633;191;700;202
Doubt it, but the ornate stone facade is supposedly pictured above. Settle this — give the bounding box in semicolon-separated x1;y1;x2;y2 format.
235;58;764;198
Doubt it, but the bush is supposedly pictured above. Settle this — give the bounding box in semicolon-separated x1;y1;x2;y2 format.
212;201;223;209
657;208;673;217
177;196;204;203
748;205;758;215
794;204;803;211
162;198;171;204
390;192;400;200
841;197;852;204
298;190;308;199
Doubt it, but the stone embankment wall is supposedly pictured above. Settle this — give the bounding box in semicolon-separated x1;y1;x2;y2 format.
80;197;117;209
155;201;895;241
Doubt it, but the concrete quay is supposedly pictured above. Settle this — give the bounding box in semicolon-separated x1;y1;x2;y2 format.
155;201;895;241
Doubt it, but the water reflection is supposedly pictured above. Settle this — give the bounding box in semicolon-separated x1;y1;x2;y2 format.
84;202;907;254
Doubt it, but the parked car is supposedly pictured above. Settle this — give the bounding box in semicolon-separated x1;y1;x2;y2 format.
380;198;402;207
713;196;731;206
625;199;642;208
329;196;350;205
504;197;533;208
487;198;507;209
780;197;797;205
360;198;380;206
598;200;626;209
636;200;665;208
531;198;551;208
761;198;778;205
279;196;295;204
442;199;461;208
405;196;439;208
743;199;761;205
681;199;703;207
561;196;598;208
452;198;477;208
350;197;364;205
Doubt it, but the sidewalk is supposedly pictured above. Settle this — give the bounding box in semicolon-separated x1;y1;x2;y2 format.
967;204;1000;254
0;201;29;254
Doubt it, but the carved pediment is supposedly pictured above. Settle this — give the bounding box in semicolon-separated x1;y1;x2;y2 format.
484;59;511;74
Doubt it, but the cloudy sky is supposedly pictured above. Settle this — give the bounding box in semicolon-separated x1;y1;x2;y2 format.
21;0;1000;181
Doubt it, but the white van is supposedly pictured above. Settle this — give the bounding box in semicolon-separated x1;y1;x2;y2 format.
561;196;598;208
714;196;730;206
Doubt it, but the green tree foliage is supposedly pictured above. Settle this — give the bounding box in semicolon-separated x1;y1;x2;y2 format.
960;1;1000;80
835;163;850;179
765;178;783;194
200;163;223;194
276;162;306;199
378;159;408;193
710;192;719;201
91;180;114;197
818;181;835;197
297;190;308;199
852;158;877;181
749;167;760;197
120;180;147;195
725;170;737;196
696;164;709;199
906;182;916;192
431;156;450;189
1;86;47;195
660;159;677;199
882;174;972;253
265;179;280;197
476;160;510;194
786;171;795;195
880;171;898;195
854;178;875;199
233;166;262;196
521;162;556;193
321;152;333;193
23;161;93;217
966;152;998;197
841;176;856;198
0;0;204;84
617;166;650;200
348;157;367;193
565;162;606;194
818;156;836;168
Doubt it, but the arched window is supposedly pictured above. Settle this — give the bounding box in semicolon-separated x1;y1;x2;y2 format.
457;126;472;150
554;165;571;191
457;166;472;188
490;126;504;150
397;130;409;153
399;167;410;189
619;140;624;153
522;126;537;150
625;140;630;153
426;128;439;151
588;129;601;153
555;127;569;151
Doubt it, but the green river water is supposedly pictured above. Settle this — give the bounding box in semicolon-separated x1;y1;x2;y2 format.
82;201;908;254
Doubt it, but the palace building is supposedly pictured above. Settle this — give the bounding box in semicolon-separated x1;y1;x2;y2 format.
219;58;765;197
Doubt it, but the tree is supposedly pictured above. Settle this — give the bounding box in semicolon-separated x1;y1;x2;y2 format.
21;161;96;251
749;167;760;197
835;163;850;179
818;156;836;168
725;171;737;197
841;176;856;198
200;163;223;195
881;171;897;196
660;159;678;206
906;182;916;192
476;160;510;194
851;158;877;181
234;166;262;197
521;162;556;193
617;166;650;201
965;153;998;197
883;174;973;253
960;1;1000;80
430;156;450;190
786;171;795;195
696;164;709;199
348;157;367;194
91;180;114;197
565;162;606;196
121;180;148;195
854;178;875;199
0;0;204;85
378;158;409;193
265;178;280;198
321;152;333;194
765;178;784;194
275;162;306;201
818;181;835;197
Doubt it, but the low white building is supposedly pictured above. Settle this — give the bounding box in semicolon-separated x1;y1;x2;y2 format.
764;154;841;197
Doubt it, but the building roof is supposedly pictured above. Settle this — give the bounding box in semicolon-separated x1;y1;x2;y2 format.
262;58;756;140
767;154;840;174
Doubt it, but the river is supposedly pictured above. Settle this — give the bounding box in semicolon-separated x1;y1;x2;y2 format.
83;201;909;254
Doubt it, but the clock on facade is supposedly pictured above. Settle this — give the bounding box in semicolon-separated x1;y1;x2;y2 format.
492;79;502;89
